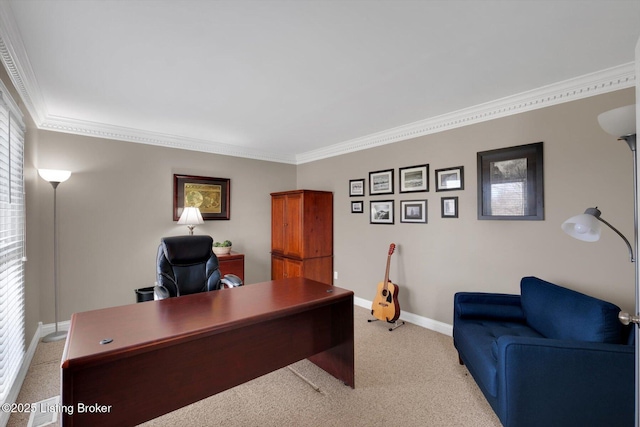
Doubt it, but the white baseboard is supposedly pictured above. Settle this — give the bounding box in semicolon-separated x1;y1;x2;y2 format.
354;296;453;337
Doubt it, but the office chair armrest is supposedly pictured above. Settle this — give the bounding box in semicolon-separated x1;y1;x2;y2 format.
220;274;243;288
154;284;170;300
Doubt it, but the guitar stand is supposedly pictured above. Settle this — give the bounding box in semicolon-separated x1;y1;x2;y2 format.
368;318;405;331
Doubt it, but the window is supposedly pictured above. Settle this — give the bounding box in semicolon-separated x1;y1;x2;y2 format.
0;80;25;405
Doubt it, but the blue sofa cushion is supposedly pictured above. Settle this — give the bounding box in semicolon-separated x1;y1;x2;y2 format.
456;299;524;322
520;276;623;343
455;319;543;397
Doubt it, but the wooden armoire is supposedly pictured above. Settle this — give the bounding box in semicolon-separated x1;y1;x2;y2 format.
271;190;333;285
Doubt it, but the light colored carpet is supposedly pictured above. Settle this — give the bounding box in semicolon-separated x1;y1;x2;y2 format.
8;306;502;427
7;338;64;427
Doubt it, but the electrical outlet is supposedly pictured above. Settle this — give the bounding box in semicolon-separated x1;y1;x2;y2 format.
334;271;338;280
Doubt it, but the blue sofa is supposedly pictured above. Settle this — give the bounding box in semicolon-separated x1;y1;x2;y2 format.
453;276;634;427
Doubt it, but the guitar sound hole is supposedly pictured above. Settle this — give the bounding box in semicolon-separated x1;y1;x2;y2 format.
381;290;388;297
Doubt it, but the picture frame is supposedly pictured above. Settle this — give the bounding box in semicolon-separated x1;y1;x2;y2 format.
441;196;458;218
435;166;464;192
400;200;428;223
370;200;394;224
477;142;544;220
351;200;364;213
349;179;365;197
173;174;230;221
399;164;429;193
369;169;394;195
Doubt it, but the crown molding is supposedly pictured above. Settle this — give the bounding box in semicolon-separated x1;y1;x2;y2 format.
296;63;636;164
0;4;634;165
0;2;47;125
39;63;636;166
0;5;297;164
40;115;298;164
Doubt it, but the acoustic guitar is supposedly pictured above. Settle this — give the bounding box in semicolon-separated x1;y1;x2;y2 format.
371;243;401;322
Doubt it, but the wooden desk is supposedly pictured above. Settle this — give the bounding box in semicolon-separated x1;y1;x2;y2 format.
216;251;244;282
61;278;354;426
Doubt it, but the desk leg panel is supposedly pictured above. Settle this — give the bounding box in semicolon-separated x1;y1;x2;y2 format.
62;300;353;427
308;296;354;388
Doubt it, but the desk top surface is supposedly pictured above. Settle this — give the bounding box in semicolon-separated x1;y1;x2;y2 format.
62;277;353;369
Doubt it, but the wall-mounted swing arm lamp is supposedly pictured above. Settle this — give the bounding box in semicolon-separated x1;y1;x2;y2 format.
562;104;638;427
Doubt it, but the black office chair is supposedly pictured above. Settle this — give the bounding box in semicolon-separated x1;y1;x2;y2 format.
154;236;225;299
154;235;241;300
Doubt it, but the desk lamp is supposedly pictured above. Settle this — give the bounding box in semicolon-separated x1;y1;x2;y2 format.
178;206;204;235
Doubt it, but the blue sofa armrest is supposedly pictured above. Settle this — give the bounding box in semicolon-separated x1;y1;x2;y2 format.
496;335;634;427
454;292;524;322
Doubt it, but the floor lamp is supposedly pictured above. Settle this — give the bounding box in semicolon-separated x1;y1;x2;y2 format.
561;104;638;427
38;168;72;343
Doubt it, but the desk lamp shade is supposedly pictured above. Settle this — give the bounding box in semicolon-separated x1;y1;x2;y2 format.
178;206;204;235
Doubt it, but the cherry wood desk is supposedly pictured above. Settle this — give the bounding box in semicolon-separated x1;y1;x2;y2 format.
61;277;354;427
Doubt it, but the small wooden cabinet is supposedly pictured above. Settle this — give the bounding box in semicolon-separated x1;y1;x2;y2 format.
271;190;333;285
216;251;245;282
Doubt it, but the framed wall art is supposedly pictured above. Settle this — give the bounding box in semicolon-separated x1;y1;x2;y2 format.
441;196;458;218
351;200;364;213
399;164;429;193
173;174;231;220
369;169;394;195
400;200;428;223
349;179;365;197
370;200;394;224
435;166;464;191
477;142;544;220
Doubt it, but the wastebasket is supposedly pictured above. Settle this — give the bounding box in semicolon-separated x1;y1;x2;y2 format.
135;286;155;303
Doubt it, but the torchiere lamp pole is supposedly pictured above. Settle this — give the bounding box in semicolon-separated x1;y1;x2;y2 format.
38;169;71;342
562;104;638;427
598;107;639;427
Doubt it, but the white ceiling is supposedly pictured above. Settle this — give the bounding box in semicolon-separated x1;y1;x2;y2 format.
1;1;639;164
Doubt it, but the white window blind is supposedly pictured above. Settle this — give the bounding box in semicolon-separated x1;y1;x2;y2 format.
0;82;25;404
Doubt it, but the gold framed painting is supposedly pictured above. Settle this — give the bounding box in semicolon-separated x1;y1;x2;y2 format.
173;174;230;220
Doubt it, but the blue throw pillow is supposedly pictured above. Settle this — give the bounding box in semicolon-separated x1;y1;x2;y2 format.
520;276;623;343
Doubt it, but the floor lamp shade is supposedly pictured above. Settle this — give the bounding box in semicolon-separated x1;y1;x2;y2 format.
39;168;71;342
598;105;636;138
38;169;71;184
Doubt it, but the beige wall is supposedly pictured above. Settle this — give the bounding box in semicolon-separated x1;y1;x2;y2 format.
29;131;296;329
298;88;637;323
2;63;636;342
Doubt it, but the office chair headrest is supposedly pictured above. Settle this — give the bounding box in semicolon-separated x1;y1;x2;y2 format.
161;235;214;265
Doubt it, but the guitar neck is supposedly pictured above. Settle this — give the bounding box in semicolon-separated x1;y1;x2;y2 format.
382;255;392;290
